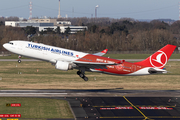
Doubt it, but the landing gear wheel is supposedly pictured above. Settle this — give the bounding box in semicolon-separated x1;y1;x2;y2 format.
79;73;84;78
83;76;88;81
18;59;21;63
77;71;84;78
77;71;81;75
77;70;88;81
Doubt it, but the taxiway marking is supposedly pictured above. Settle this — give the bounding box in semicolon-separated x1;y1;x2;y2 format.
123;96;149;120
94;105;175;108
99;116;180;119
99;116;144;119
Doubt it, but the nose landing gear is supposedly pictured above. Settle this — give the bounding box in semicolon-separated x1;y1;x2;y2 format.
18;55;21;63
77;71;88;81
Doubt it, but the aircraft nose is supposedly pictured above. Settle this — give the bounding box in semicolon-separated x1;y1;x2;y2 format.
3;43;9;50
3;43;7;49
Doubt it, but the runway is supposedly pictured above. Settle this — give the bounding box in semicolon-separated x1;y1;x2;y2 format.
1;89;180;97
0;90;180;120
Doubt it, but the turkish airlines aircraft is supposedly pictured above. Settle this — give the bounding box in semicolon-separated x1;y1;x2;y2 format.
3;40;176;81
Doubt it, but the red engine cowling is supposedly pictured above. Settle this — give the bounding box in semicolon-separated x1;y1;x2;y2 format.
55;61;73;71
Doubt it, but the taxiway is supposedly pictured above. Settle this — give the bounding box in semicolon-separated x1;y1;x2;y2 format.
0;90;180;120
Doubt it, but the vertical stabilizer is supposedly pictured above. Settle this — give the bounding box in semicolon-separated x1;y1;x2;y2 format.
135;44;176;69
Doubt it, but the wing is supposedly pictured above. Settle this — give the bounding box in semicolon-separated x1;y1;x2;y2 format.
73;61;123;69
93;49;108;56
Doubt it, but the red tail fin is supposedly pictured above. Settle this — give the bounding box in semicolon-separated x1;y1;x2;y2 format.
135;44;176;69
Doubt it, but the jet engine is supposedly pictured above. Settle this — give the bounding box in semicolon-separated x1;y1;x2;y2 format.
55;61;73;71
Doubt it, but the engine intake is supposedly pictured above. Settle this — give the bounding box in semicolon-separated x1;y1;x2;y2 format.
55;61;73;71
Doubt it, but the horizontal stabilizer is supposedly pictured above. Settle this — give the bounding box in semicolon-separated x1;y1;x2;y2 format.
148;68;167;74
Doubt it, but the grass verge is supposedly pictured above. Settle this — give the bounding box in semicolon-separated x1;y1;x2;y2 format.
0;97;73;119
0;61;179;90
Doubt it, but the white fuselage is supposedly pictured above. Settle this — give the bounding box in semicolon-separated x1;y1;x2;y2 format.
3;40;86;63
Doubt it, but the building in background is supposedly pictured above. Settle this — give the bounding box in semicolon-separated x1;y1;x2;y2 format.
59;26;87;34
57;21;71;26
5;19;87;33
32;18;57;26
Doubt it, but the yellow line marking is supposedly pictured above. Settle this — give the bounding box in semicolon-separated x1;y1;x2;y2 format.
136;105;176;108
93;105;132;107
7;119;18;120
149;116;180;118
100;116;180;119
94;105;175;108
100;116;144;118
123;96;149;120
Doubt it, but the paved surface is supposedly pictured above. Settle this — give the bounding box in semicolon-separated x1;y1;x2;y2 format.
1;89;180;97
74;97;180;120
0;90;180;120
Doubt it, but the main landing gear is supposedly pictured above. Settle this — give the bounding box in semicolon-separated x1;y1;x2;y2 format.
18;55;21;63
77;71;88;81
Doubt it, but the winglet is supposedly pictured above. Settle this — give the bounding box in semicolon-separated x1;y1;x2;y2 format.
101;49;108;54
93;49;108;56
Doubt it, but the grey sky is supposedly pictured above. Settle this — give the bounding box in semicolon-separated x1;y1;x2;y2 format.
0;0;179;20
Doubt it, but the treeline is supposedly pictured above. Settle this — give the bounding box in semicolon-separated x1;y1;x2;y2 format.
0;17;179;52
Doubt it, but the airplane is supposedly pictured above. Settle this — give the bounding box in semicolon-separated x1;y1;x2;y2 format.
3;40;176;81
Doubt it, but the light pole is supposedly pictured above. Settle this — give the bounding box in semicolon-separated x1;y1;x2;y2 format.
95;5;99;18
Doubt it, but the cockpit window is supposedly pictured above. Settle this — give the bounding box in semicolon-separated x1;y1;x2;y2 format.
8;42;13;45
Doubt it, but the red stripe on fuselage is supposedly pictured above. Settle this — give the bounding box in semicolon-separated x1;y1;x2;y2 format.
76;54;146;75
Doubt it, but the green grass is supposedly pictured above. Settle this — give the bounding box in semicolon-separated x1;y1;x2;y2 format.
0;61;179;90
0;97;73;119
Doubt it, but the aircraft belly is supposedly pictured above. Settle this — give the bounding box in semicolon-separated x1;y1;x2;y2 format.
128;67;150;75
92;67;149;76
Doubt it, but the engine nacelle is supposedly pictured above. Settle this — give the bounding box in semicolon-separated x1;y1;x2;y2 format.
55;61;73;71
